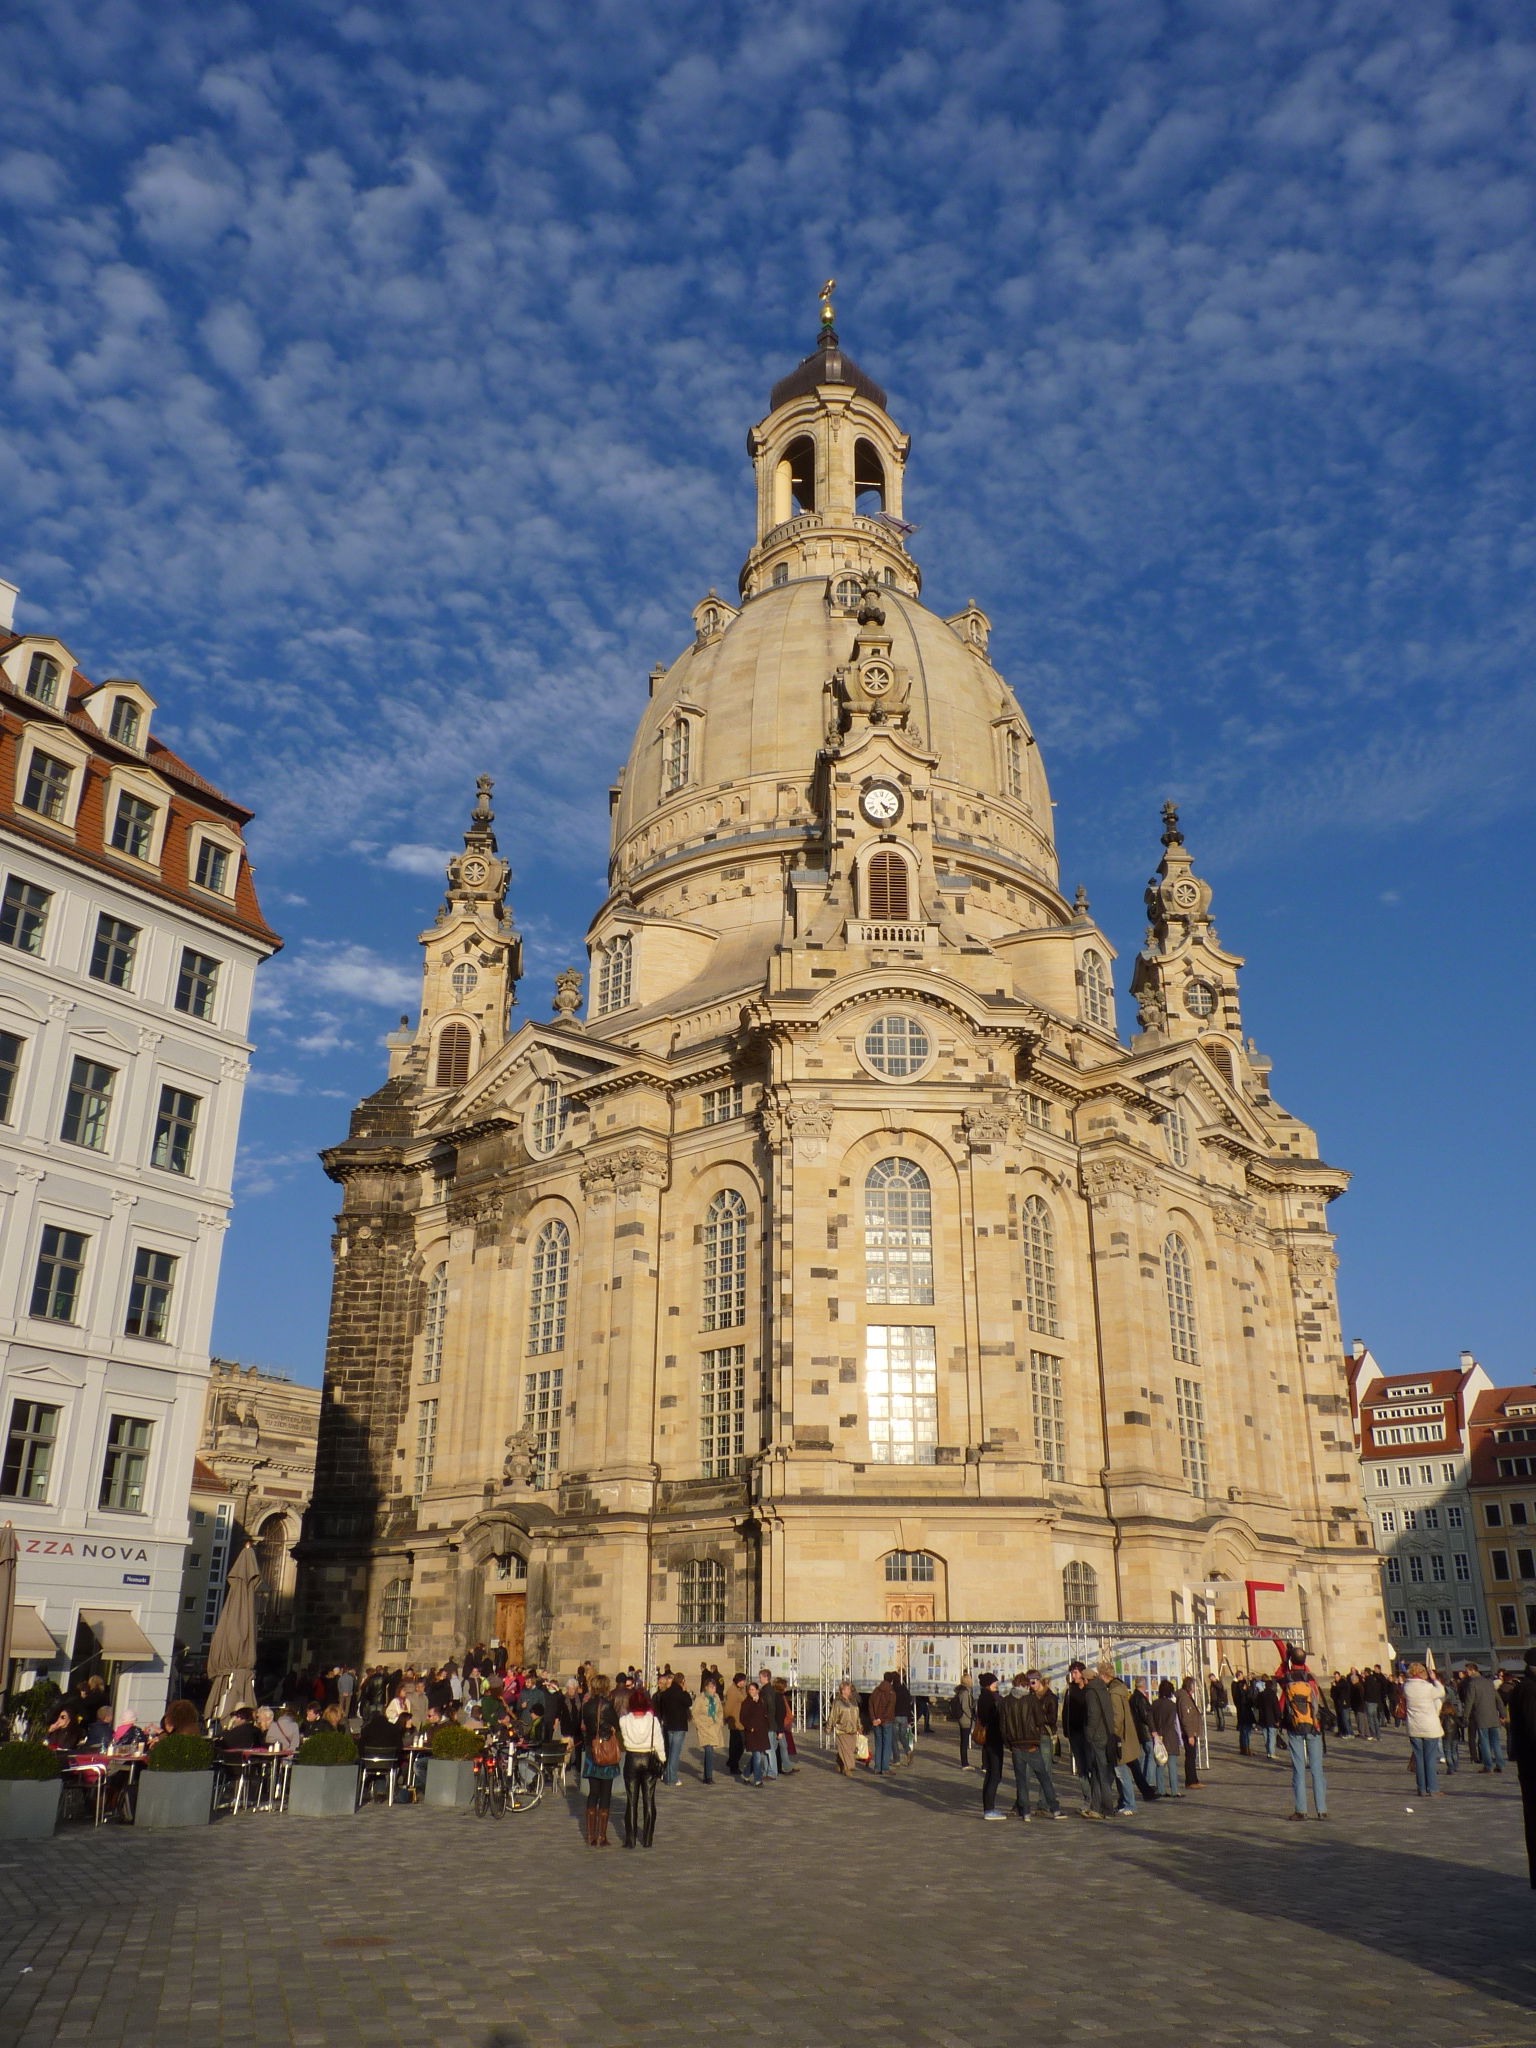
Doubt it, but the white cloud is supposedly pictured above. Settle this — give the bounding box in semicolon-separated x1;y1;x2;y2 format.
381;842;452;876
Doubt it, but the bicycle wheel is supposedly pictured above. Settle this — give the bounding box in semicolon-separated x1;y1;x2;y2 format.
472;1763;491;1818
488;1761;508;1817
508;1757;542;1811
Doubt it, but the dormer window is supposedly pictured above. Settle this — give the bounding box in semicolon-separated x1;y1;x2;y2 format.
109;697;142;747
664;718;692;795
833;575;861;611
110;793;157;861
1080;949;1112;1030
596;933;633;1015
1004;728;1024;800
193;838;232;894
21;750;72;823
24;654;61;706
772;562;789;588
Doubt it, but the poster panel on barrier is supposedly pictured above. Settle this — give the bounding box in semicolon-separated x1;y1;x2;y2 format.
970;1639;1034;1681
850;1634;902;1690
747;1636;800;1687
909;1636;962;1693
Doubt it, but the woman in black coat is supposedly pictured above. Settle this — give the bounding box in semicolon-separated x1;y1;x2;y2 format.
738;1681;771;1786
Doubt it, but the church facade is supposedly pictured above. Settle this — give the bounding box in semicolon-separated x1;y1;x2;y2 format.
297;308;1386;1675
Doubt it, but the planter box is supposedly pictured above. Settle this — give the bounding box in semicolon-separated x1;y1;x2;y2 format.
425;1756;475;1808
134;1770;214;1830
288;1764;360;1817
0;1778;61;1840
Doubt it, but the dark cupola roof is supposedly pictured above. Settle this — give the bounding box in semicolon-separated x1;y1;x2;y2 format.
770;329;889;413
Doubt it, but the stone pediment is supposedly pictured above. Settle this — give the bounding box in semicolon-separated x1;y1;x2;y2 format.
425;1020;634;1134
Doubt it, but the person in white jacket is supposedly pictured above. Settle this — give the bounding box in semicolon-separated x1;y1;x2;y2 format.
1403;1664;1447;1800
619;1684;666;1848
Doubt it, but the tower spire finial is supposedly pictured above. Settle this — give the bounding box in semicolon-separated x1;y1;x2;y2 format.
1161;799;1183;848
818;277;838;348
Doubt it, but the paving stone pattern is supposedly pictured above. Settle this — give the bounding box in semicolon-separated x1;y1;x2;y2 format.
0;1732;1532;2048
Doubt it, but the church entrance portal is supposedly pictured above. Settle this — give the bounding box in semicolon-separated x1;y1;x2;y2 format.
495;1593;526;1665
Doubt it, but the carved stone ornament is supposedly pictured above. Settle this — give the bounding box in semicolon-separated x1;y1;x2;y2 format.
552;967;584;1020
502;1425;540;1489
1289;1242;1339;1291
582;1147;668;1198
785;1100;836;1160
1135;986;1167;1033
446;1189;503;1230
963;1105;1011;1150
1081;1156;1160;1208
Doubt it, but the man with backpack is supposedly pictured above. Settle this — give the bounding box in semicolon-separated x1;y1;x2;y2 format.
1281;1649;1328;1821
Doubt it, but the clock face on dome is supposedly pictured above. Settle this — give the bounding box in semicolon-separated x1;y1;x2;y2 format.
460;858;489;887
860;783;902;825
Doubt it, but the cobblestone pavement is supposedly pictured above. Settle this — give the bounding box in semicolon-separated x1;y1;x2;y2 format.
0;1730;1532;2048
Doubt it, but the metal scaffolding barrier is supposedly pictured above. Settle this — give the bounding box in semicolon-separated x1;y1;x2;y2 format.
643;1617;1302;1747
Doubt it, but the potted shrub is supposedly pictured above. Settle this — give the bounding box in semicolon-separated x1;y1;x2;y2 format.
287;1728;359;1817
425;1723;482;1808
6;1679;61;1741
0;1740;63;1839
136;1734;217;1830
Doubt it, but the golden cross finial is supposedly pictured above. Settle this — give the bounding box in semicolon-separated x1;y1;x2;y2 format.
819;278;837;330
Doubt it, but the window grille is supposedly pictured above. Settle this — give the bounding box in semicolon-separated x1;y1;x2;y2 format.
1029;1352;1066;1481
1461;1608;1478;1636
1175;1376;1209;1497
1164;1234;1199;1364
435;1022;471;1088
1447;1504;1464;1528
702;1190;748;1331
523;1367;563;1487
1379;1509;1397;1534
597;934;633;1013
1080;949;1111;1028
527;1221;570;1355
865;1325;938;1465
1063;1560;1099;1623
422;1264;448;1382
1454;1552;1471;1581
1414;1608;1431;1636
379;1577;412;1653
1385;1557;1402;1583
451;961;478;999
1408;1554;1425;1583
864;1158;933;1306
700;1346;746;1478
677;1559;726;1643
1021;1196;1059;1336
862;1014;931;1077
1391;1608;1408;1635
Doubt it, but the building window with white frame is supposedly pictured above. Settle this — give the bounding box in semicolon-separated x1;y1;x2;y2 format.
1372;1466;1390;1489
1461;1607;1479;1636
677;1558;726;1643
1029;1351;1066;1482
379;1576;412;1653
1454;1552;1471;1580
108;695;141;746
523;1367;563;1487
528;1076;563;1158
700;1346;746;1478
24;652;61;704
1080;949;1111;1029
413;1399;439;1497
1;1399;60;1502
99;1414;153;1512
885;1550;936;1582
1378;1508;1397;1534
125;1248;177;1340
110;792;156;861
1017;1090;1051;1132
1175;1376;1208;1496
701;1083;742;1126
597;933;632;1014
664;718;691;794
0;1030;22;1125
1447;1503;1464;1528
31;1226;87;1322
1021;1195;1059;1337
1164;1233;1199;1364
193;838;232;893
702;1189;748;1331
89;914;139;989
864;1158;933;1306
1408;1554;1425;1582
1004;727;1024;800
0;875;51;955
21;750;72;822
527;1220;570;1355
1063;1559;1099;1623
174;948;221;1021
1164;1101;1190;1168
421;1264;448;1382
1385;1557;1402;1583
152;1086;200;1175
61;1058;116;1150
865;1325;938;1465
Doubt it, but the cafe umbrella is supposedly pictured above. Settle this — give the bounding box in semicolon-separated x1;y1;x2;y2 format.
0;1521;16;1707
204;1545;262;1725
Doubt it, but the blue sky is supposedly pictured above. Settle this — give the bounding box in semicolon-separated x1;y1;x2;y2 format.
3;0;1533;1386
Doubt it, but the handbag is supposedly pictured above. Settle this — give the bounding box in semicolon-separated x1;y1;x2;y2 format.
589;1727;620;1768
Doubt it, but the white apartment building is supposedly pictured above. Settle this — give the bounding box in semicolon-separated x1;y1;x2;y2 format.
0;580;278;1726
1349;1342;1493;1664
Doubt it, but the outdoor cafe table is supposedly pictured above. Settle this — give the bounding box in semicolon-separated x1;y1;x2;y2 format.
220;1748;289;1814
61;1750;146;1827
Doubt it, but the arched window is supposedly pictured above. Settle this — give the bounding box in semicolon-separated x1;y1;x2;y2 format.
1080;950;1112;1030
865;851;910;921
597;934;632;1014
854;439;886;514
1063;1560;1098;1623
528;1077;563;1158
884;1550;936;1583
865;1158;933;1305
771;561;789;588
678;1558;726;1643
1164;1102;1190;1169
255;1514;289;1601
435;1021;471;1088
450;961;478;1000
379;1576;412;1654
24;653;60;705
664;718;691;794
1164;1232;1199;1365
833;574;862;610
776;435;816;518
702;1189;748;1332
1021;1195;1060;1337
421;1263;448;1382
1004;729;1024;800
527;1219;570;1355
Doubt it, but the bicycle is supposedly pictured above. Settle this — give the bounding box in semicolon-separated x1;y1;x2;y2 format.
471;1741;508;1817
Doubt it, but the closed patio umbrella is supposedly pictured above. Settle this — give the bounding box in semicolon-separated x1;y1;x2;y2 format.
205;1545;262;1724
0;1522;17;1708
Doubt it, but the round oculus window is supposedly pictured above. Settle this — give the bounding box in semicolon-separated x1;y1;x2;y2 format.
1169;879;1200;908
862;1013;933;1079
1185;980;1217;1018
460;858;489;887
452;962;480;999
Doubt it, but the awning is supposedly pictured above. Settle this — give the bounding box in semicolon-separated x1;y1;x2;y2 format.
8;1603;60;1658
77;1608;158;1662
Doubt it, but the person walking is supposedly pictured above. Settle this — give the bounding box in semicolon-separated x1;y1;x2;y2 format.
690;1677;726;1784
1151;1680;1183;1799
1403;1663;1446;1799
1439;1679;1463;1776
1107;1666;1140;1815
738;1680;771;1786
1463;1663;1508;1773
1507;1646;1536;1890
581;1675;622;1848
828;1681;863;1776
1281;1651;1328;1822
950;1671;976;1769
1177;1674;1205;1789
869;1671;899;1776
771;1677;797;1776
723;1672;747;1778
655;1670;693;1786
619;1684;665;1848
975;1672;1007;1820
